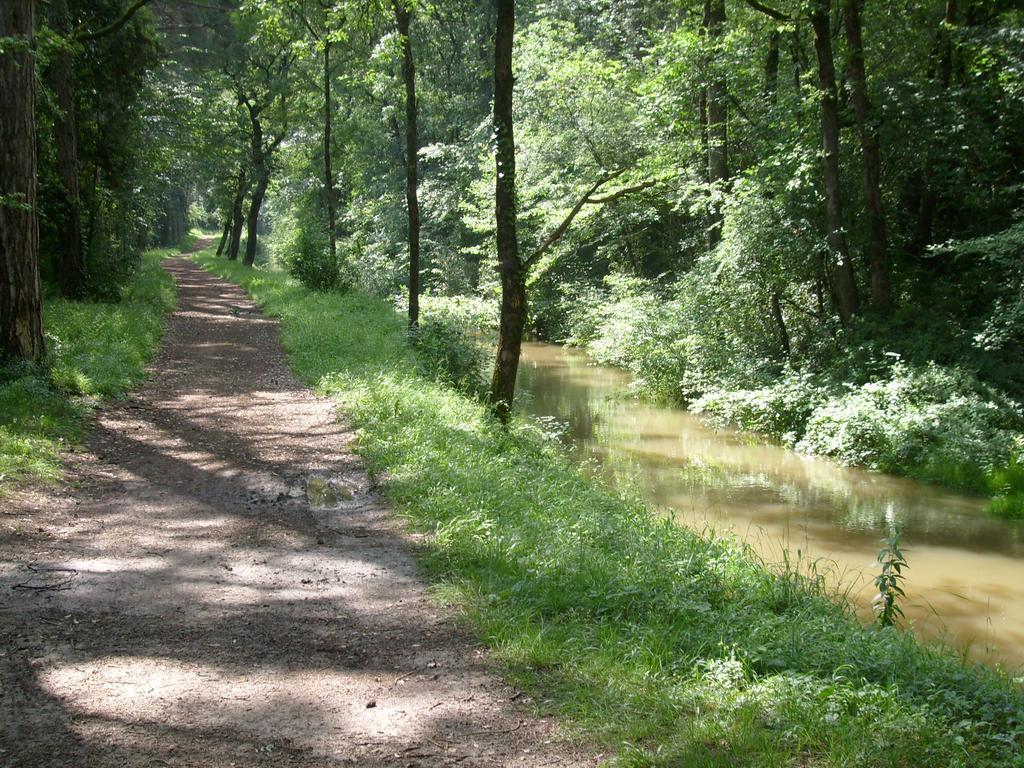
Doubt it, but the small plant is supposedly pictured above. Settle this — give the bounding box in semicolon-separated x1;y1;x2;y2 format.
874;528;908;628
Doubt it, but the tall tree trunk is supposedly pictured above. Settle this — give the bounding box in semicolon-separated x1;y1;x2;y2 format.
216;217;230;256
843;0;891;312
46;7;86;299
322;39;338;269
916;0;957;252
0;0;45;363
244;173;268;267
394;1;421;328
227;167;247;260
765;29;780;103
770;290;791;357
243;110;266;267
705;0;728;248
811;0;859;324
488;0;524;424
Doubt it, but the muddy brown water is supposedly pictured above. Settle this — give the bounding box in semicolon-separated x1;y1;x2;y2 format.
517;342;1024;670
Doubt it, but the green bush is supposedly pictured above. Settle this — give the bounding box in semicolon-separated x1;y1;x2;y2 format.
693;370;826;445
282;221;341;291
271;191;347;292
563;274;689;402
412;313;490;398
799;364;1022;487
987;442;1024;519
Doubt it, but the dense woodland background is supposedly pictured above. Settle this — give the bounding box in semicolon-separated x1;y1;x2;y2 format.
2;0;1024;507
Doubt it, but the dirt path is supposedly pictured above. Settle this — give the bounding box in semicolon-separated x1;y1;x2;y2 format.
0;252;593;767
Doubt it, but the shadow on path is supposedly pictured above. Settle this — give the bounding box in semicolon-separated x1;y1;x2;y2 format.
0;256;592;768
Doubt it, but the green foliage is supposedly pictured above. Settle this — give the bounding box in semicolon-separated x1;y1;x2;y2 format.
200;256;1024;768
559;265;1024;507
0;250;176;493
411;294;494;398
272;191;347;292
874;530;909;628
562;274;689;402
987;442;1024;520
798;364;1022;487
411;316;490;399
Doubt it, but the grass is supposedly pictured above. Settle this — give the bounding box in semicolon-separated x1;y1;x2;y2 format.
197;249;1024;767
0;248;177;493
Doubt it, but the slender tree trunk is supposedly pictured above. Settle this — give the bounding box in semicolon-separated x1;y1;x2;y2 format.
916;0;957;252
765;29;780;103
244;173;268;267
770;290;791;357
394;1;421;328
243;110;266;267
46;17;86;299
227;167;247;260
322;39;337;268
216;217;230;256
705;0;728;248
843;0;891;312
0;0;45;362
488;0;524;424
811;0;859;324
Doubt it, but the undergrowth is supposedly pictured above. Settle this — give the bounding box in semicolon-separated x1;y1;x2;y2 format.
197;250;1024;767
0;249;176;493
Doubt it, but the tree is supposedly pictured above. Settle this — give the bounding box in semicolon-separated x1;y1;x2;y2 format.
231;47;291;267
488;0;522;422
46;1;86;298
810;0;859;324
704;0;728;247
842;0;891;312
394;0;421;328
0;0;45;363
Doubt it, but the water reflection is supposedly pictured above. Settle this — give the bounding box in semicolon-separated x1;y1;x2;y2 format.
518;342;1024;669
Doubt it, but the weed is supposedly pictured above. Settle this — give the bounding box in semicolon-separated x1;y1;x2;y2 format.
874;529;908;628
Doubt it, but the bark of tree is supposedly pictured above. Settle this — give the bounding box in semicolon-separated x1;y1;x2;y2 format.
322;39;338;270
394;2;421;328
227;166;247;261
811;0;859;324
705;0;728;248
916;0;957;251
765;29;780;103
488;0;523;424
770;290;791;357
244;174;267;267
243;106;267;267
216;218;230;256
46;6;86;299
843;0;891;312
0;0;45;363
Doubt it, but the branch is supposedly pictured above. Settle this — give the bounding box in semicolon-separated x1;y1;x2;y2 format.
585;179;657;204
524;169;628;272
744;0;790;22
75;0;157;42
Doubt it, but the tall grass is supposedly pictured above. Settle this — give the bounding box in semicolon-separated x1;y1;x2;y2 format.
0;249;176;493
198;251;1024;767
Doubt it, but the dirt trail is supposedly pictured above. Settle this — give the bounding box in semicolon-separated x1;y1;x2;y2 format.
0;250;593;767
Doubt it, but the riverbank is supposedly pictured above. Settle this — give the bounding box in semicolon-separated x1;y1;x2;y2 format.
197;250;1024;768
0;247;177;495
529;277;1024;519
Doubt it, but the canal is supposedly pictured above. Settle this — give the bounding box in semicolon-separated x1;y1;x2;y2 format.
518;341;1024;669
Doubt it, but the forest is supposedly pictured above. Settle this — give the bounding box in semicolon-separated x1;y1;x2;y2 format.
2;1;1024;766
